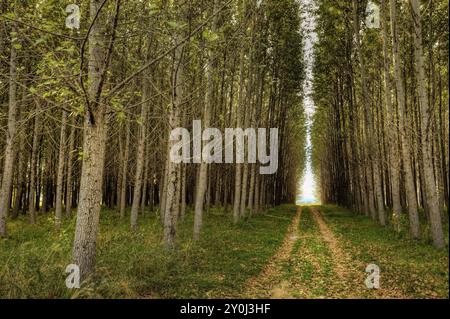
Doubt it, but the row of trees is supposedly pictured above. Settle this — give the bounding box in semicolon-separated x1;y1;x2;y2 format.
311;0;448;248
0;0;305;280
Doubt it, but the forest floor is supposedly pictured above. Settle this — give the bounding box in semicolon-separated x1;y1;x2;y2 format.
243;206;449;299
0;205;448;298
0;205;295;298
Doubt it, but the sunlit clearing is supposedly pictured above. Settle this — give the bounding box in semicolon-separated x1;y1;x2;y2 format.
297;162;319;205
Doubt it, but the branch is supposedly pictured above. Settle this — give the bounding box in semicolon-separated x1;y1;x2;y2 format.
106;0;233;99
79;0;110;114
0;15;83;41
94;0;121;105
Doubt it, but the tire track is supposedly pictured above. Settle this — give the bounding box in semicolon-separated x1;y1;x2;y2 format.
242;206;301;298
311;208;350;280
310;206;408;299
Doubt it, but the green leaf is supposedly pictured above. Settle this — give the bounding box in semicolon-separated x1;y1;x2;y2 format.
203;30;219;42
168;20;178;29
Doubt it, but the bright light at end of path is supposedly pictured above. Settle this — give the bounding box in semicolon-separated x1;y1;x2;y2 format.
297;0;319;206
297;165;319;205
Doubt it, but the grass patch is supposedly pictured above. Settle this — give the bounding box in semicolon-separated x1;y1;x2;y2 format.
0;205;295;298
320;205;449;299
280;207;337;298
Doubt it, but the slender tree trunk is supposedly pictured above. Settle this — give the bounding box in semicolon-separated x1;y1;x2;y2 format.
353;1;381;222
140;138;150;215
130;77;149;230
233;46;245;224
193;0;219;240
119;121;130;218
389;0;420;238
72;0;115;280
72;109;107;280
66;116;76;218
0;21;18;237
160;150;169;222
163;28;184;248
12;89;26;219
409;0;444;248
381;0;402;227
253;173;260;214
240;137;249;218
55;110;68;231
28;106;40;224
247;164;255;215
179;164;186;221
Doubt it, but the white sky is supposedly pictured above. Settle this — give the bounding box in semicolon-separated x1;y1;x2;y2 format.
297;0;318;204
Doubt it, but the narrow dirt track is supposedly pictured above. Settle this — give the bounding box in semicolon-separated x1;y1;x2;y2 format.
241;206;412;299
310;207;408;299
310;208;353;279
310;207;360;298
242;206;302;298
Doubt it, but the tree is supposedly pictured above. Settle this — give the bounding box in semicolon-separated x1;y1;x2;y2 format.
72;0;121;280
409;0;444;248
0;15;18;237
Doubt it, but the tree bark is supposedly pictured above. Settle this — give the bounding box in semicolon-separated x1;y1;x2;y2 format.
353;1;387;224
66;116;76;218
163;26;184;248
194;0;220;240
233;46;245;224
381;0;402;227
55;110;68;231
130;77;150;230
0;20;18;237
119;121;130;218
389;0;420;238
11;87;26;219
72;0;117;280
409;0;444;248
28;104;40;224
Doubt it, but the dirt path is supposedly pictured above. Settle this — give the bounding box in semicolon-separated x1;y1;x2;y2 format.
311;208;347;278
310;207;362;298
242;206;302;298
310;207;408;299
242;206;410;299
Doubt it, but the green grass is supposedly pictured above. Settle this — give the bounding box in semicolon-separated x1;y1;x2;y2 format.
320;205;449;299
0;205;296;298
1;204;447;299
269;205;448;299
280;207;337;298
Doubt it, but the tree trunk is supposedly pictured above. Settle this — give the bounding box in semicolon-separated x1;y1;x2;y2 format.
140;138;150;216
66;116;76;218
0;21;18;237
409;0;444;248
130;77;149;230
193;0;220;240
11;88;26;219
119;122;130;218
381;0;402;228
163;27;184;248
233;46;245;224
389;0;420;238
55;110;68;231
353;1;382;222
72;0;113;280
28;106;40;224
